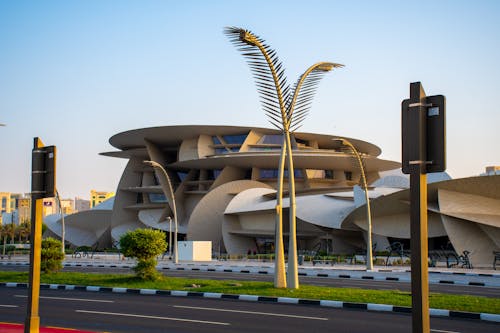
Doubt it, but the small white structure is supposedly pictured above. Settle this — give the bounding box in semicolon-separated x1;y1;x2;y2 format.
178;241;212;261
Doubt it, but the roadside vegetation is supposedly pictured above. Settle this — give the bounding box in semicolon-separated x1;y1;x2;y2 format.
119;229;167;280
0;271;498;315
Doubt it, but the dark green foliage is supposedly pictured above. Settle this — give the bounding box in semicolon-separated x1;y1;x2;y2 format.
41;237;64;273
133;258;161;280
119;229;167;281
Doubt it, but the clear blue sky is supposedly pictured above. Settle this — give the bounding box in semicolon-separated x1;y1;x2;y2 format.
1;0;499;199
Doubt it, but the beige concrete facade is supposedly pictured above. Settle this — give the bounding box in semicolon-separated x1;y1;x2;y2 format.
41;125;500;268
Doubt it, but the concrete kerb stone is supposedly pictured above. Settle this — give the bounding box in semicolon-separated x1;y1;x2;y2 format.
1;282;499;323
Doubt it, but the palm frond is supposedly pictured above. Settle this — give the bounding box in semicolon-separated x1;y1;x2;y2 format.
224;27;289;129
287;62;344;132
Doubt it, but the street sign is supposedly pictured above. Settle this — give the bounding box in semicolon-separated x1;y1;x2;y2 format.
402;83;446;174
31;138;56;199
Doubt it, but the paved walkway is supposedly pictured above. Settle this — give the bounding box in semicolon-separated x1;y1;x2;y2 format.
2;253;499;286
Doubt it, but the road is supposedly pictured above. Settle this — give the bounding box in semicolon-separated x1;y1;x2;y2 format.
2;264;498;298
0;287;498;333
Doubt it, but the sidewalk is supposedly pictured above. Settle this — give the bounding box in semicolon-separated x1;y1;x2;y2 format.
0;322;99;333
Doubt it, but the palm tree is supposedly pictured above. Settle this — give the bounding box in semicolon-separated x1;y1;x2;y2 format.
5;223;16;244
1;225;8;257
17;222;31;243
225;27;342;288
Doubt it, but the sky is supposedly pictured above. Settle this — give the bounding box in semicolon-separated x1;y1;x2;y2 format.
1;0;499;200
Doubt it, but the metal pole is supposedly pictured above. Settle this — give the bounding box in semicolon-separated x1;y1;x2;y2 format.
144;161;178;264
55;190;65;255
337;139;373;271
168;216;172;259
25;137;44;333
285;131;299;289
274;135;287;288
408;82;430;333
353;145;373;271
410;167;429;333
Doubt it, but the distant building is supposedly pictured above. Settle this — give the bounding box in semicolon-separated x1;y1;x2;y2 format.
42;197;74;217
17;198;30;224
90;190;114;208
0;192;11;214
74;197;90;212
0;193;29;225
483;166;500;176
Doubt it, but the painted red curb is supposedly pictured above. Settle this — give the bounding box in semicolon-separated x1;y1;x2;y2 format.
0;322;99;333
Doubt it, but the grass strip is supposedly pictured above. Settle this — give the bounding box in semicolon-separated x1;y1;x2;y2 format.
0;271;498;314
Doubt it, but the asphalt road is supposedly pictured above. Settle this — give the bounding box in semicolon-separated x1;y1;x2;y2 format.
0;287;498;333
2;264;498;298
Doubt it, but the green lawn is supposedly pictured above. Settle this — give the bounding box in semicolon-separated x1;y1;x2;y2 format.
1;271;498;314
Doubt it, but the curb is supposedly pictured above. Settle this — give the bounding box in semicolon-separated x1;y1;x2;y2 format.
1;282;499;323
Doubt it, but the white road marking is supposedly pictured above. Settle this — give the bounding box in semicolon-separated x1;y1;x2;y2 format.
15;295;114;303
173;305;329;321
0;304;18;308
76;310;230;326
431;329;460;333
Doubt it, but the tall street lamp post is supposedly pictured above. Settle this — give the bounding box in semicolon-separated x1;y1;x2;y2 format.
334;138;373;271
167;216;172;259
55;189;65;255
285;62;343;288
225;27;342;289
143;160;178;264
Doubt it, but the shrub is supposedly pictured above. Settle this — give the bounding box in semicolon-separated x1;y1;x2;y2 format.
41;237;64;273
119;229;167;280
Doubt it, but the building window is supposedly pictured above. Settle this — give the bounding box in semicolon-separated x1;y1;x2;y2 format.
212;136;222;144
259;169;302;179
259;135;283;144
149;193;167;203
260;169;279;179
208;169;222;180
177;171;188;181
136;193;144;204
345;171;352;181
215;148;228;155
222;134;247;144
295;138;308;146
325;170;334;179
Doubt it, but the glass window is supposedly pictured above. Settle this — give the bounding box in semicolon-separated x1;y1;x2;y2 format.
259;135;283;144
176;171;188;181
212;136;222;144
136;193;144;204
345;171;352;181
325;170;334;179
260;169;278;179
206;169;222;180
222;134;247;144
259;169;302;179
215;148;228;155
149;193;167;203
295;138;308;146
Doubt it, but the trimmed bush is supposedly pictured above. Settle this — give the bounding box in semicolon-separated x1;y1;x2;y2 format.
41;237;64;273
119;229;167;280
